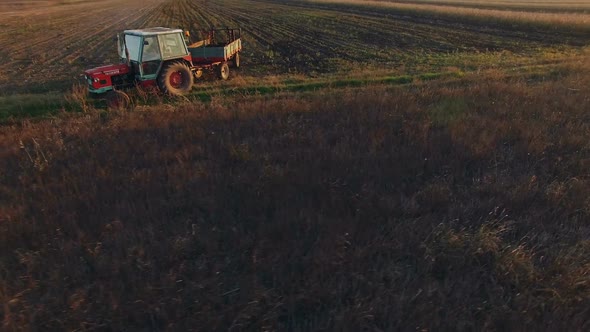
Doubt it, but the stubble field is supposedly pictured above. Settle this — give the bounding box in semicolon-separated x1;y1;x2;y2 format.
1;0;590;331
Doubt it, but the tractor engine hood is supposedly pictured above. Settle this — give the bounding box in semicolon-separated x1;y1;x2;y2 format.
84;63;130;77
84;63;131;94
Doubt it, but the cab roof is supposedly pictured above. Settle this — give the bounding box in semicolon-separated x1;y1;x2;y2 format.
124;27;183;36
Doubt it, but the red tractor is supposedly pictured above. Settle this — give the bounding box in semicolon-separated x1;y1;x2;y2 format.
84;27;241;104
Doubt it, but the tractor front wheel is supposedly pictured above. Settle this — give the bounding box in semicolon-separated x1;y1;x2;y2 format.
217;62;230;80
105;90;131;110
158;61;194;96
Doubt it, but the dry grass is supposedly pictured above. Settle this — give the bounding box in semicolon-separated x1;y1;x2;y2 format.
1;60;589;330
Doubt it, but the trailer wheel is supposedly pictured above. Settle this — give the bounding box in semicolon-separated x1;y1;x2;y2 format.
158;61;193;96
194;69;203;79
217;62;230;80
231;53;240;68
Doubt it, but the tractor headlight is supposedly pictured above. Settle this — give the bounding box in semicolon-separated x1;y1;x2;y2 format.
93;78;100;83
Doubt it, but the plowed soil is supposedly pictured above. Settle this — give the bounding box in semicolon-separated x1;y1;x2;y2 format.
1;0;588;93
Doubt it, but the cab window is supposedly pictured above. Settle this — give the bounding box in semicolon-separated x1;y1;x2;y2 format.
123;35;141;62
158;33;187;59
142;36;161;62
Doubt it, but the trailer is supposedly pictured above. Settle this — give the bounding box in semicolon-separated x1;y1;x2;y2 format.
188;28;242;80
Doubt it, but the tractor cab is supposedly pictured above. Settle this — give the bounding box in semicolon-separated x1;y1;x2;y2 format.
118;27;189;82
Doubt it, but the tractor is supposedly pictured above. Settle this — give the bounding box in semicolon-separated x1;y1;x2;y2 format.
84;27;241;106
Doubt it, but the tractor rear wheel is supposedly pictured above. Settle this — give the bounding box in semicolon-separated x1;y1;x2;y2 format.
158;61;193;96
217;62;230;80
